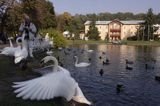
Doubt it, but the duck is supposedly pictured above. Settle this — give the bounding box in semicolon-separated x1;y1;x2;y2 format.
99;56;102;60
102;52;106;55
74;56;91;67
88;58;91;62
99;69;104;76
155;76;160;81
125;59;134;64
126;65;133;70
116;84;124;93
12;56;91;105
103;58;110;65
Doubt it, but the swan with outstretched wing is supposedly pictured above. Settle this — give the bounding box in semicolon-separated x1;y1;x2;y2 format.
12;56;91;105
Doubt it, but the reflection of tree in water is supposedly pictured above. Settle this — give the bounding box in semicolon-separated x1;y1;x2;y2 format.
136;46;156;64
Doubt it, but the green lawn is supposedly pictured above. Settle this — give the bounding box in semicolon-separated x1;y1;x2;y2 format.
123;40;160;46
67;40;108;45
67;40;160;46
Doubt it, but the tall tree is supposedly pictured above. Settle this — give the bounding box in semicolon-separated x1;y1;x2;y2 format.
86;21;100;40
57;12;72;31
0;0;15;33
20;0;57;29
144;8;155;40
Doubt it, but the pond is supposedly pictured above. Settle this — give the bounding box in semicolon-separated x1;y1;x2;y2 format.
52;44;160;106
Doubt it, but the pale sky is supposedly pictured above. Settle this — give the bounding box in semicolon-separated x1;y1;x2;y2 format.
50;0;160;15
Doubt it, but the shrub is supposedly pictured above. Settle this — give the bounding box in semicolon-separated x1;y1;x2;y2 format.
40;28;68;48
127;36;137;41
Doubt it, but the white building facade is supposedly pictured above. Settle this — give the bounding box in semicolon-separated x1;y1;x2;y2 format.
85;19;145;40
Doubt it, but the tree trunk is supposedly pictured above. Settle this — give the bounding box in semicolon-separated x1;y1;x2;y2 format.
147;25;150;41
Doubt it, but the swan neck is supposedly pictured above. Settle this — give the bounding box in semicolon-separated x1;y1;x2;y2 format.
21;35;27;49
50;57;58;72
16;37;22;46
75;57;78;65
9;39;13;47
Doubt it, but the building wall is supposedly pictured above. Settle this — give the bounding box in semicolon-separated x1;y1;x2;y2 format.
96;25;108;40
85;21;142;40
85;25;90;34
121;25;139;40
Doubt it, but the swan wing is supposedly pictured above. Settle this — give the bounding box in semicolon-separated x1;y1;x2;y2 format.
0;47;15;56
72;84;91;105
13;71;77;101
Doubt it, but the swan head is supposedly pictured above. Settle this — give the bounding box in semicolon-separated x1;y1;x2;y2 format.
16;37;22;47
8;37;13;40
74;56;78;61
41;56;59;71
41;56;53;64
74;56;78;58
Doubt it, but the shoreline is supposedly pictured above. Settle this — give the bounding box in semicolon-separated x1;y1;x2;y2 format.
67;40;160;46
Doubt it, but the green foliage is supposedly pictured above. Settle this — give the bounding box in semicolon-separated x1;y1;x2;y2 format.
86;21;100;40
21;0;57;29
40;28;68;48
143;8;156;40
1;0;57;36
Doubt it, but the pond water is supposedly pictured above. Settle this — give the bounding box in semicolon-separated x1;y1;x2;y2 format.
52;44;160;106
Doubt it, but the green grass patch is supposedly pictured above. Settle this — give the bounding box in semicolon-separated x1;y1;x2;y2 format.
123;40;160;46
67;40;160;46
67;40;109;45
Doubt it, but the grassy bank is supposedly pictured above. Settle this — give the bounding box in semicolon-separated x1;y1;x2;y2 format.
124;41;160;46
67;40;108;45
67;40;160;46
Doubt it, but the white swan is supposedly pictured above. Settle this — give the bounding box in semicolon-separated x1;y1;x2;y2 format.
14;36;28;64
12;56;91;105
86;49;93;53
0;37;21;56
74;56;91;67
0;37;13;53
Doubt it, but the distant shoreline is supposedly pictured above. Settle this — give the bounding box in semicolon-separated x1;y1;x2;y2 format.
67;40;160;46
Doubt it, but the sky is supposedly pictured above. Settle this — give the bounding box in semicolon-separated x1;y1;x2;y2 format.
50;0;160;15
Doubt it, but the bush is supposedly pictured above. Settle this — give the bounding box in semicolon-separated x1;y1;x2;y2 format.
127;36;137;41
40;28;68;48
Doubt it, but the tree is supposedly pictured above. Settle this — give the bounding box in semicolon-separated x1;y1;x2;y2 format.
20;0;57;29
156;13;160;24
40;28;67;48
86;21;100;40
0;0;57;37
144;8;155;40
0;0;15;33
57;12;72;32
